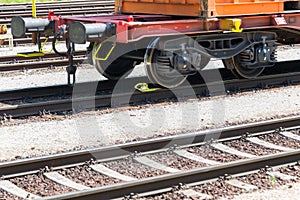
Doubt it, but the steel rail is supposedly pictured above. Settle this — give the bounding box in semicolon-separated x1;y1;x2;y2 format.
1;114;300;177
0;77;149;102
0;57;85;71
0;0;113;9
0;50;86;63
5;34;73;45
11;37;50;46
0;60;299;118
39;150;300;200
0;5;114;15
0;7;114;19
0;1;114;12
0;0;114;30
8;35;69;46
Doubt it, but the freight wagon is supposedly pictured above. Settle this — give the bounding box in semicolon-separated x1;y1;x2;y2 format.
11;0;300;87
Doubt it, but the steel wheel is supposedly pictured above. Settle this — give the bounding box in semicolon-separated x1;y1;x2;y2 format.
223;56;264;79
93;42;134;80
144;38;187;88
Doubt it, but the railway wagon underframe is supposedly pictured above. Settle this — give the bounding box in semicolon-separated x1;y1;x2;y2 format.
10;2;300;88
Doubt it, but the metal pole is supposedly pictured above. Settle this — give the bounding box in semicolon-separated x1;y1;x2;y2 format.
32;0;36;18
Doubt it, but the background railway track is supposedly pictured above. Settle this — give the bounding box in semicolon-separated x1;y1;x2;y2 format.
0;51;86;71
0;0;114;24
0;60;299;119
0;116;300;199
0;50;86;63
0;0;114;46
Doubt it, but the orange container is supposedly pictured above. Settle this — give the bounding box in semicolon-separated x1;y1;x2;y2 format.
116;0;284;18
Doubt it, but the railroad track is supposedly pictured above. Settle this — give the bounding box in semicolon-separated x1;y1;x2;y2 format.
0;0;114;46
0;51;86;72
0;0;112;8
0;115;300;199
0;0;114;22
0;60;299;118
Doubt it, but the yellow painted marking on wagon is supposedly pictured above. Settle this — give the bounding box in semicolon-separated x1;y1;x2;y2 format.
93;43;115;61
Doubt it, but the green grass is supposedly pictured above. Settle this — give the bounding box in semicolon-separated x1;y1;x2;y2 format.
1;0;63;3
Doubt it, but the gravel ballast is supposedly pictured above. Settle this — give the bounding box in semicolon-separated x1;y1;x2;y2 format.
103;159;167;179
146;152;208;170
9;174;75;197
233;179;300;200
257;133;300;149
194;181;242;199
188;146;243;162
279;163;300;178
223;139;281;156
58;165;121;187
0;189;22;200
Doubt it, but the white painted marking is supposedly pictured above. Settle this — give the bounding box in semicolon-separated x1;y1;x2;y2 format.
134;156;180;173
267;171;297;180
91;164;137;181
246;137;293;151
44;172;90;190
280;131;300;141
0;180;40;199
211;143;257;158
181;189;213;199
226;179;258;191
174;149;220;165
